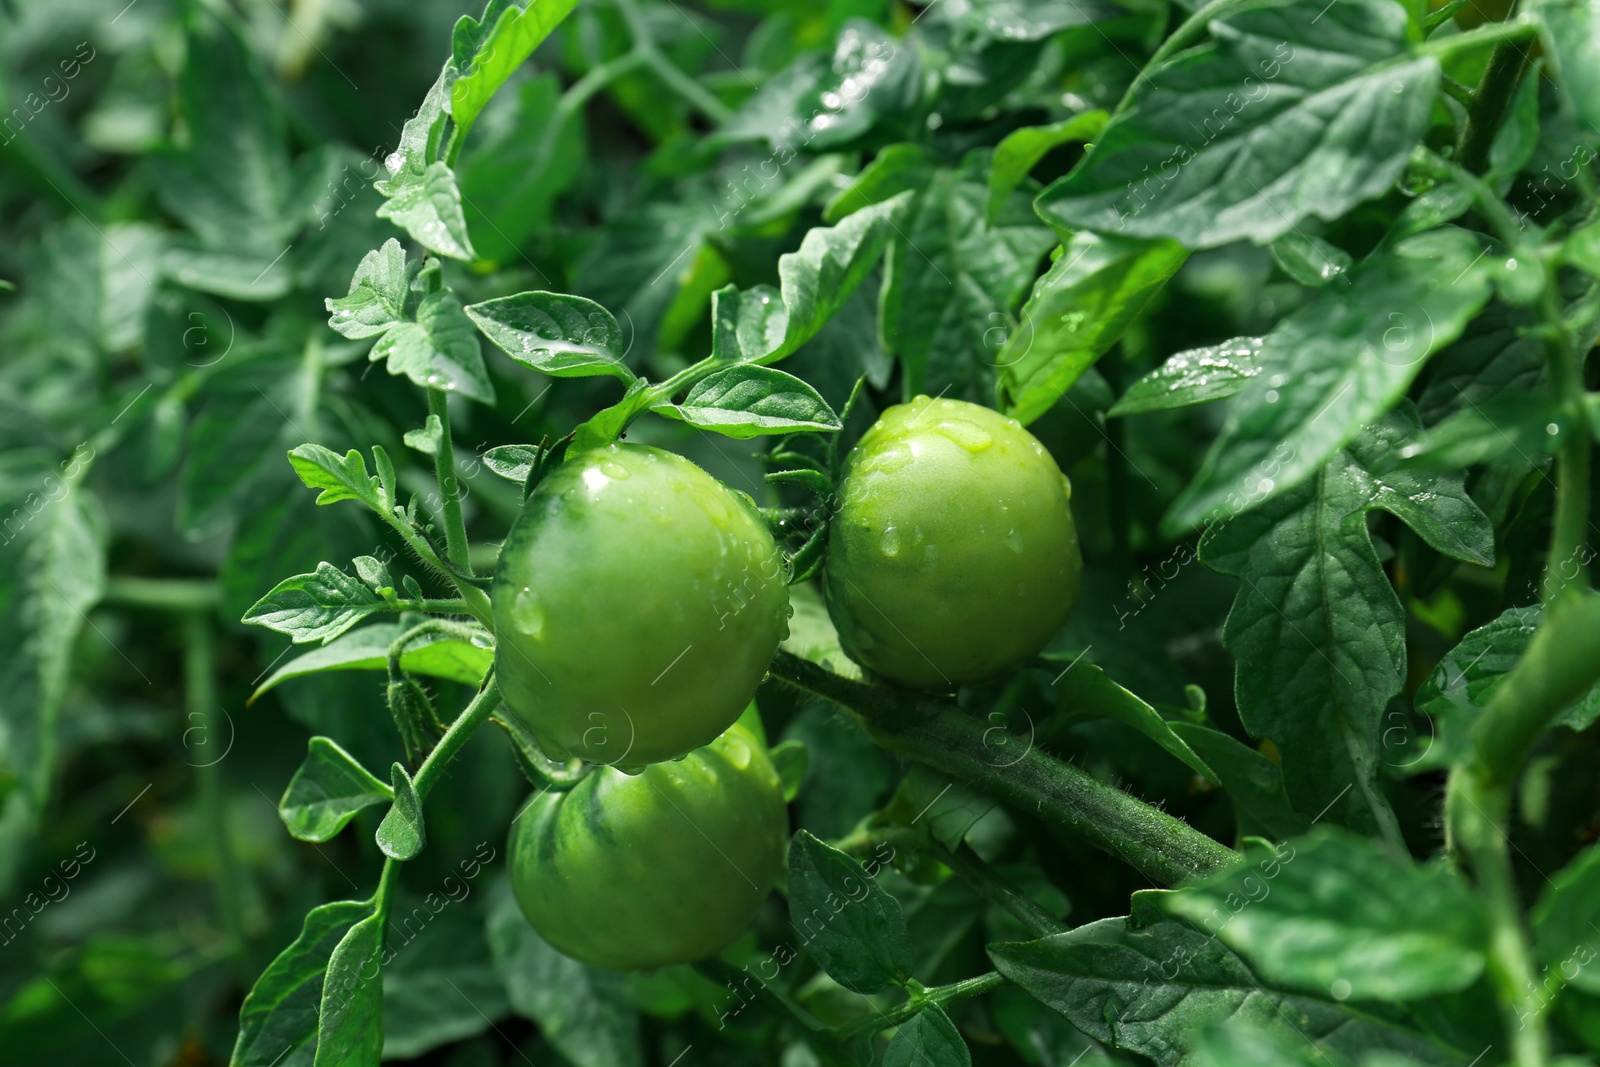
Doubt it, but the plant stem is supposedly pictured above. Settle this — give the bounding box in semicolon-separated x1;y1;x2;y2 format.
103;577;220;612
1449;771;1549;1067
614;0;731;125
380;511;497;632
186;612;248;972
1540;263;1591;606
372;855;401;920
412;675;501;801
769;651;1237;885
427;389;472;575
1443;253;1597;1067
836;971;1009;1039
1456;38;1532;175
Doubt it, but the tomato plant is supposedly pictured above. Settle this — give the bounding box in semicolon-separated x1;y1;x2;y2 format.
5;0;1600;1065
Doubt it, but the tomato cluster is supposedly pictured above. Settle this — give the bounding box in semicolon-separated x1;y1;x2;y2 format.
495;399;1079;969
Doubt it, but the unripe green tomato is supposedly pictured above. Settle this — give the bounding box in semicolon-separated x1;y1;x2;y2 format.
823;396;1082;689
508;722;788;971
492;442;789;769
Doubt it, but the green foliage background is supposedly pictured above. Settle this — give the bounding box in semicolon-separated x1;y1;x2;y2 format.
2;0;1600;1064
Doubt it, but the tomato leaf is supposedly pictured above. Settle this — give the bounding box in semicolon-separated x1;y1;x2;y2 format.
151;11;298;290
1268;233;1352;289
486;880;644;1067
326;239;410;337
788;830;913;994
376;764;425;861
0;462;106;812
884;766;995;853
243;562;387;645
1054;665;1219;784
653;365;842;439
769;739;809;803
1413;605;1600;774
1397;390;1567;469
719;20;920;152
1166;228;1496;533
985;112;1108;226
1532;846;1600;995
1168;723;1310;842
1198;406;1493;829
231;899;373;1067
328;242;494;401
279;737;395;843
881;155;1057;403
1109;337;1263;417
1529;0;1600;139
288;445;384;510
315;908;386;1067
1035;0;1438;248
448;0;582;139
989;915;1459;1067
465;291;636;381
377;161;478;263
1157;830;1489;1000
823;142;936;224
882;1004;971;1067
712;195;904;365
996;232;1187;424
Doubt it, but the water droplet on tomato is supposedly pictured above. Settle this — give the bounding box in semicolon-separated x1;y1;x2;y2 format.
933;419;993;452
511;587;546;637
880;525;901;557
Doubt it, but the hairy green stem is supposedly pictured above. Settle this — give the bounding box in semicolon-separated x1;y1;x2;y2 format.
412;675;501;801
1456;38;1532;175
103;577;220;612
769;652;1237;885
1449;773;1549;1067
427;389;472;574
376;491;496;632
836;971;1009;1039
186;613;248;971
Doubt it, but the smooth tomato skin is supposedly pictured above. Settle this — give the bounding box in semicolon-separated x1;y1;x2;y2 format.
824;396;1081;689
493;442;789;768
508;723;788;971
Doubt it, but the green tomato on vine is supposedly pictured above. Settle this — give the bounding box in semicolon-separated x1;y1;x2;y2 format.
824;396;1082;689
492;442;791;769
508;721;788;971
